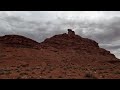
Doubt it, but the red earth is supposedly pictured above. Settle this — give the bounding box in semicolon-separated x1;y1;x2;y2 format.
0;29;120;79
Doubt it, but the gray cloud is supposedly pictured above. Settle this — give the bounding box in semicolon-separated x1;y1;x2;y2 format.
102;45;120;50
0;11;120;58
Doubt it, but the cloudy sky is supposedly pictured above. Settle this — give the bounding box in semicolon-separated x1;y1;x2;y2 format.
0;11;120;59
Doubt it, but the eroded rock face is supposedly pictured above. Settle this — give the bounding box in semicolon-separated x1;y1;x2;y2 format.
0;29;117;58
0;35;39;48
0;29;119;79
40;29;116;59
68;29;75;36
41;29;98;49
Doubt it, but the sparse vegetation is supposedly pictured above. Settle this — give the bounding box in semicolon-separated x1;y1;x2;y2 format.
19;73;29;79
19;72;28;76
20;64;29;67
0;29;119;79
58;76;63;78
84;72;97;79
0;54;6;58
114;71;120;74
17;66;21;69
32;72;35;74
16;69;20;73
0;69;11;75
48;76;52;78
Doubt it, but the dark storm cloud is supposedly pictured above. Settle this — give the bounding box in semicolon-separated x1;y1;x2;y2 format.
56;16;120;57
67;17;120;45
0;16;46;42
102;44;120;50
0;13;120;58
91;17;120;44
1;15;120;44
0;15;68;42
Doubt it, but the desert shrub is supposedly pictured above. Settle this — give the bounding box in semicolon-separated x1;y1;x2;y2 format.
17;66;21;69
19;73;29;79
17;76;21;79
0;69;11;75
20;64;29;67
58;76;63;78
16;69;20;73
19;72;28;76
84;72;97;79
48;76;52;78
114;71;120;74
0;54;6;58
32;72;35;74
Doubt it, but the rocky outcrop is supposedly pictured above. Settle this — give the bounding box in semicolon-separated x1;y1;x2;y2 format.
40;29;116;58
0;35;39;48
0;29;119;79
0;29;117;59
41;29;99;49
68;29;75;36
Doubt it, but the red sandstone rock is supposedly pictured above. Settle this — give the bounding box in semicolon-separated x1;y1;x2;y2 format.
0;35;39;48
0;29;119;79
68;29;75;36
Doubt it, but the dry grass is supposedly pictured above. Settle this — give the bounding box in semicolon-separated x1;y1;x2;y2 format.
84;72;97;79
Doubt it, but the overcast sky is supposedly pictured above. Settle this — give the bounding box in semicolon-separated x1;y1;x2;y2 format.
0;11;120;59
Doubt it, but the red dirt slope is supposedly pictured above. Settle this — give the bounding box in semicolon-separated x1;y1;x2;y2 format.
0;29;120;79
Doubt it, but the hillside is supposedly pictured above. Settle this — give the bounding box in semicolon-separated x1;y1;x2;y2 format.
0;29;120;79
0;35;39;48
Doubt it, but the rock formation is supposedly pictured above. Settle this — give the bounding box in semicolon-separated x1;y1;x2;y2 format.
0;29;119;79
0;35;39;48
41;29;116;59
68;29;75;36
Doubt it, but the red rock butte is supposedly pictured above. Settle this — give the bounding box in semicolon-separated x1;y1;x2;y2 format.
0;29;120;79
68;29;75;36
